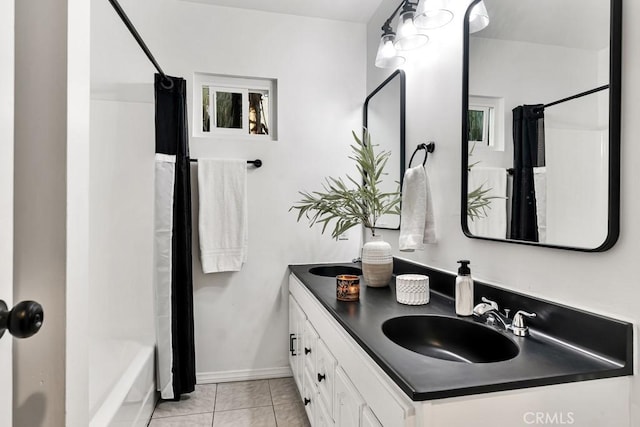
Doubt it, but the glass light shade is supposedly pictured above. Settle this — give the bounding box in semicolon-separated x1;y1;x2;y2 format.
415;0;454;29
468;0;490;33
394;11;429;51
375;34;406;68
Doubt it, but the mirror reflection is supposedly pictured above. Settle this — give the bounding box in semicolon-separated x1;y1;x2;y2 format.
462;0;620;250
365;70;406;230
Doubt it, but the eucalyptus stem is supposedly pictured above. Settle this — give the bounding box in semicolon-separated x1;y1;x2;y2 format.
290;130;401;239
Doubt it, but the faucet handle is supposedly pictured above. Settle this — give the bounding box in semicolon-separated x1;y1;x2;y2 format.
473;297;500;316
510;310;536;337
481;297;499;310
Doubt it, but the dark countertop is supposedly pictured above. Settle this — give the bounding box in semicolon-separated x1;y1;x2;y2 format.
289;260;633;401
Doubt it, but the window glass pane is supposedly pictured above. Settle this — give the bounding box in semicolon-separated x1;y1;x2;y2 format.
468;109;485;142
202;87;210;132
216;91;243;129
248;91;269;135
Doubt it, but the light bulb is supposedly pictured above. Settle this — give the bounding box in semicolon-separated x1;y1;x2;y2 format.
394;10;429;51
375;34;406;68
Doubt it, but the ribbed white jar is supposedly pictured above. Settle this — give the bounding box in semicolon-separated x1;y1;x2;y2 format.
396;274;429;305
361;234;393;287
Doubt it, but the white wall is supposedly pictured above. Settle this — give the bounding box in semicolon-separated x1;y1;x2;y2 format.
91;0;365;383
368;0;639;422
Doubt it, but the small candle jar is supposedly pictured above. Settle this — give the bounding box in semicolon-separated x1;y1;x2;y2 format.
336;274;360;302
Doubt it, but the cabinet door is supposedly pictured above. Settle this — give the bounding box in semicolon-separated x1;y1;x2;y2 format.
303;320;318;376
316;338;336;419
361;406;383;427
333;367;364;427
303;367;318;425
289;295;306;390
316;397;335;427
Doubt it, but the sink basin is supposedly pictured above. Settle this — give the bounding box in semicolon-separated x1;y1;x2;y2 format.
382;315;519;363
308;265;362;277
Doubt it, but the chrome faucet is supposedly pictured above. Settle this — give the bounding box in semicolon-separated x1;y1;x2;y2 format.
473;298;510;330
473;297;537;337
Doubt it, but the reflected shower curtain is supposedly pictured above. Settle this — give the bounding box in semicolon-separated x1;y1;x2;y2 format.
510;105;545;242
153;74;196;400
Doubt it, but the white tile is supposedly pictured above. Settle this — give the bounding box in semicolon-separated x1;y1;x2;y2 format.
212;406;276;427
268;377;299;406
214;380;272;411
153;384;217;418
149;412;213;426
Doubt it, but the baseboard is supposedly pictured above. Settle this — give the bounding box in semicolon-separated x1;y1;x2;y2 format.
197;366;292;384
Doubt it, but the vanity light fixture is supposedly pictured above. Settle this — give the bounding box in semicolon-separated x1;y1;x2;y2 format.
374;0;490;68
375;23;406;68
415;0;454;29
468;0;490;33
394;1;429;51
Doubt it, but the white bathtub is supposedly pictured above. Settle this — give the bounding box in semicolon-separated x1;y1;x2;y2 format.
90;342;156;427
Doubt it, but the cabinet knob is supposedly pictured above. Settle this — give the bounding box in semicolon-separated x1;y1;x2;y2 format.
0;300;44;340
304;347;311;355
304;397;311;406
317;373;326;382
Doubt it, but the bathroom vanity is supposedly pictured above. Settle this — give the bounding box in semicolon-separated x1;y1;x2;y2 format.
288;260;633;427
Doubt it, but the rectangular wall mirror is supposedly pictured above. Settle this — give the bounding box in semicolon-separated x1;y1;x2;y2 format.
461;0;621;251
364;69;406;230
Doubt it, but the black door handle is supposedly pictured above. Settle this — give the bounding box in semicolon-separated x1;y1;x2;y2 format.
289;334;297;356
304;397;311;406
304;347;311;355
317;373;326;382
0;300;44;340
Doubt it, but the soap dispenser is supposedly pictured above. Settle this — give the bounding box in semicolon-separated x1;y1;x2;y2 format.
455;260;474;316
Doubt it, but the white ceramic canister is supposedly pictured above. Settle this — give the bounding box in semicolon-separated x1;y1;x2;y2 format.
361;234;393;287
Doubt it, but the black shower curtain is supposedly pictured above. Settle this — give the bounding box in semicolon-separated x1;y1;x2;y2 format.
510;105;545;242
154;74;196;400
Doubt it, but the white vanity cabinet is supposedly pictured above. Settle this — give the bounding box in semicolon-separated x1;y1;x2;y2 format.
333;367;364;427
288;273;631;427
361;406;383;427
288;295;306;391
289;274;415;427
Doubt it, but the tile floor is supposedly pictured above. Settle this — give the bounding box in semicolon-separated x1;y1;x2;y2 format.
148;378;311;427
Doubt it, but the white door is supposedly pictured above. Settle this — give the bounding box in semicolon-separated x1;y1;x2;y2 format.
0;1;15;425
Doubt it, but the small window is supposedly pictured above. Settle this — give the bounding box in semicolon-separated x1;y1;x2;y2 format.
468;95;504;151
194;73;277;140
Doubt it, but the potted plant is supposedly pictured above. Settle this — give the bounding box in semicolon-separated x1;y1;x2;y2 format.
290;130;401;287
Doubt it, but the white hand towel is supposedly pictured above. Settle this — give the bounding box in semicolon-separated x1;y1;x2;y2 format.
399;165;436;251
197;159;248;273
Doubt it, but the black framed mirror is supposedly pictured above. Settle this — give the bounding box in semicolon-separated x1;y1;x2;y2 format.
364;69;406;230
461;0;621;251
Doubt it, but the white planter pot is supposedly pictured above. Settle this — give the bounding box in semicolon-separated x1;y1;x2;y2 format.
361;234;393;287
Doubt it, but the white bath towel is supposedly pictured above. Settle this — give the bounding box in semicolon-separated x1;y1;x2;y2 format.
399;165;436;251
197;159;248;273
533;166;547;243
467;167;507;239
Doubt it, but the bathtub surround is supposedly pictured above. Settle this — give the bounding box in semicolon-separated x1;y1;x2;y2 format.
154;74;197;400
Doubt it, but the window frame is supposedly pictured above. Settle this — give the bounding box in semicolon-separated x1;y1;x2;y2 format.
193;73;276;140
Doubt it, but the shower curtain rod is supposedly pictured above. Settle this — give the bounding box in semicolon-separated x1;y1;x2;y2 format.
107;0;173;88
542;84;609;109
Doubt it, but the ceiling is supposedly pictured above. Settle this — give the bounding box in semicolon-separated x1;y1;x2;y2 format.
180;0;385;23
476;0;610;51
